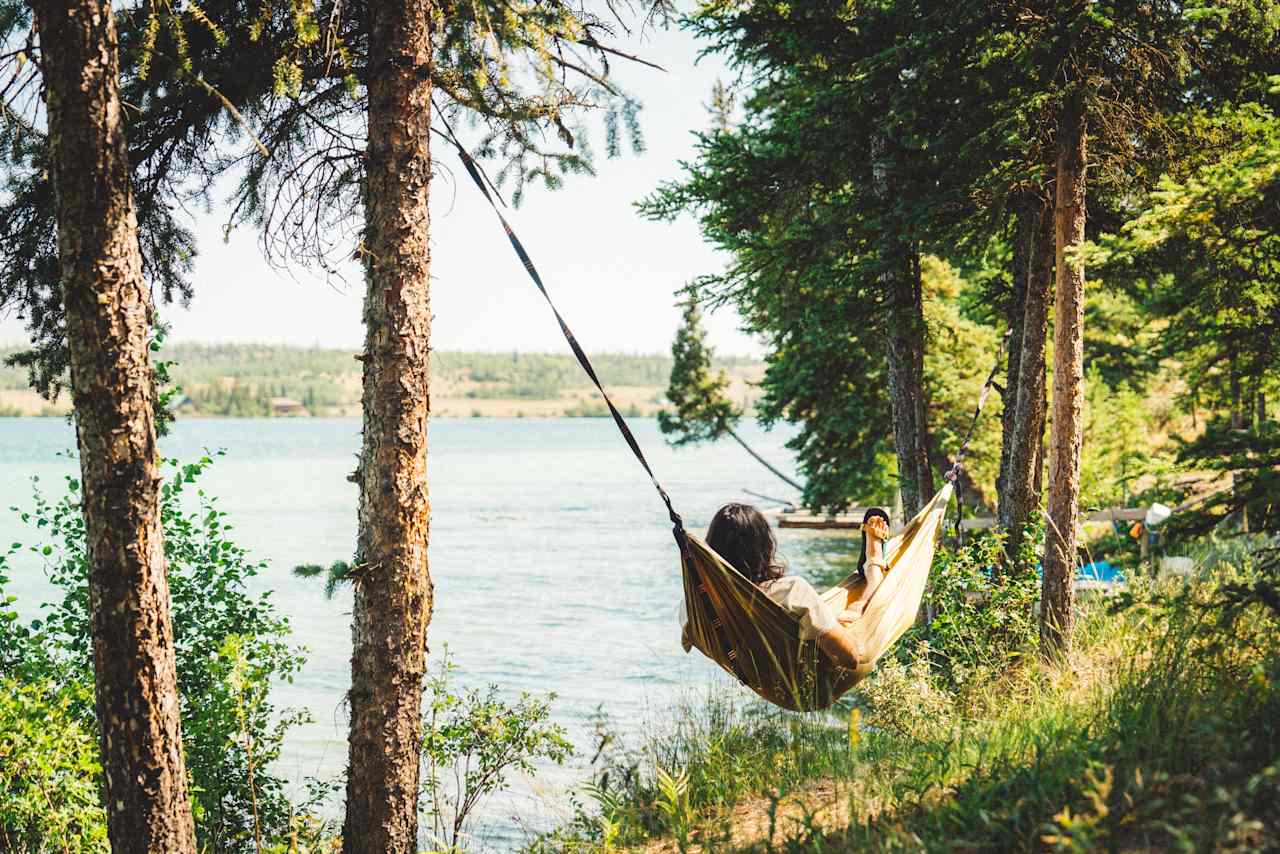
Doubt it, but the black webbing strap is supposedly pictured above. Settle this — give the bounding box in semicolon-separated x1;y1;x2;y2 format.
946;328;1011;540
448;142;685;539
446;139;761;685
946;328;1012;484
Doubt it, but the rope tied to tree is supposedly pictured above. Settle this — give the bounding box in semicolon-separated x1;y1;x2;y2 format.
946;328;1011;541
946;327;1012;484
434;112;686;542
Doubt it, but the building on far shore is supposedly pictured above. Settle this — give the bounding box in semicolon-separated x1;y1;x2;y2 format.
269;397;309;417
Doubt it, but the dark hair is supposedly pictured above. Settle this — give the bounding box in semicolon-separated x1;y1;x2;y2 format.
857;507;891;575
706;503;785;584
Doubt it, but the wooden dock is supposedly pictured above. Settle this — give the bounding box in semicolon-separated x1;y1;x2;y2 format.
778;506;1147;531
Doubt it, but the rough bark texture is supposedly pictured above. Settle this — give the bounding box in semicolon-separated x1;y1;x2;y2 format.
342;0;434;850
885;252;935;516
1002;193;1054;564
873;135;935;515
1043;93;1087;657
32;0;198;850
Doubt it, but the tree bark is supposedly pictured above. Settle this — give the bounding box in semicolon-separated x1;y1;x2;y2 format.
32;0;197;850
886;251;935;516
1043;91;1087;658
1003;191;1054;565
873;135;935;515
343;0;434;851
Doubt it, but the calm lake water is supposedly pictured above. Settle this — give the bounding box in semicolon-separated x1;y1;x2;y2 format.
0;416;858;847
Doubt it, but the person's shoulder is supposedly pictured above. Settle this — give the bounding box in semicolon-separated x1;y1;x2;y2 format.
765;575;819;596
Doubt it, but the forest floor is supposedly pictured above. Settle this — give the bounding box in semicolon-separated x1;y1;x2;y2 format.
530;549;1280;853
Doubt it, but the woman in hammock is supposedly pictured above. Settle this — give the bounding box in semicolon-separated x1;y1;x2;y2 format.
680;504;892;670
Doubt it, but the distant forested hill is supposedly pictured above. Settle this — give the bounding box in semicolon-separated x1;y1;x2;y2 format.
0;343;763;417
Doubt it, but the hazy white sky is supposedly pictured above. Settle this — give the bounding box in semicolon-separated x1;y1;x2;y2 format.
0;22;761;357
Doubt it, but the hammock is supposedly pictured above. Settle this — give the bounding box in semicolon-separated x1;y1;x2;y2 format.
682;484;952;711
443;124;1001;711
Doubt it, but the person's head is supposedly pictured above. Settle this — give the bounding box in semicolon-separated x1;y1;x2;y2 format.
858;507;891;574
706;502;785;585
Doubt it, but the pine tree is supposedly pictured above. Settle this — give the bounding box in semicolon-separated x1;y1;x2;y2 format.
28;0;197;848
660;296;802;491
659;296;739;446
215;5;667;849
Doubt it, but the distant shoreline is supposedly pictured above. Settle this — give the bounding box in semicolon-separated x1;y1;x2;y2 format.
0;411;662;420
2;343;765;420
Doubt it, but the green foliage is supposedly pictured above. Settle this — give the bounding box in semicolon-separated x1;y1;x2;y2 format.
0;345;752;415
1084;102;1280;424
4;454;309;853
233;0;663;280
419;651;572;852
653;767;693;852
640;0;1277;525
923;257;1004;505
905;526;1043;690
1170;418;1280;537
540;557;1280;852
1078;368;1158;508
0;680;107;853
636;0;1045;510
532;693;861;850
658;296;741;447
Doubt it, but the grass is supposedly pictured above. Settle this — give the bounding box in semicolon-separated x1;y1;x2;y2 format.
530;550;1280;852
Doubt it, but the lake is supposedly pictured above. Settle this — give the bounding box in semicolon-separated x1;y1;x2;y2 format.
0;416;859;847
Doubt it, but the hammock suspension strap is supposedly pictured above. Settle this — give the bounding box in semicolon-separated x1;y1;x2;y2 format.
442;128;1003;697
441;127;753;686
946;328;1012;484
446;138;682;531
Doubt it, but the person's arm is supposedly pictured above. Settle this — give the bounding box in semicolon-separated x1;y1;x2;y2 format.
818;627;866;670
845;518;890;618
789;580;865;668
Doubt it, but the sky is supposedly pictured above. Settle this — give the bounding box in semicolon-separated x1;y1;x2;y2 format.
0;21;761;357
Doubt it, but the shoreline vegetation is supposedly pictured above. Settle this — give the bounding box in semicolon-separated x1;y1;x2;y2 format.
0;344;764;419
526;538;1280;853
4;448;1277;852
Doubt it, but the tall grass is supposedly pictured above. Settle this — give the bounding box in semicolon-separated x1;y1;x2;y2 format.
532;556;1280;852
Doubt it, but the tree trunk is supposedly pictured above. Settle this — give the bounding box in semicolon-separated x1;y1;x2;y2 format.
725;427;805;493
1043;91;1087;658
997;199;1032;513
1003;191;1054;565
343;1;434;851
886;250;935;515
32;0;197;850
1228;357;1247;531
873;135;934;515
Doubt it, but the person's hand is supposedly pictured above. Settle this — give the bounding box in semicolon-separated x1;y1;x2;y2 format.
863;516;890;542
838;606;863;625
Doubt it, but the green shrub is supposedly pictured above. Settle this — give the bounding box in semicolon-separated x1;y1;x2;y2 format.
906;525;1041;689
0;680;108;853
534;691;859;850
419;651;573;852
6;454;309;853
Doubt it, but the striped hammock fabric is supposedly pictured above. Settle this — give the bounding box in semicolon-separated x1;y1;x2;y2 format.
681;484;953;711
